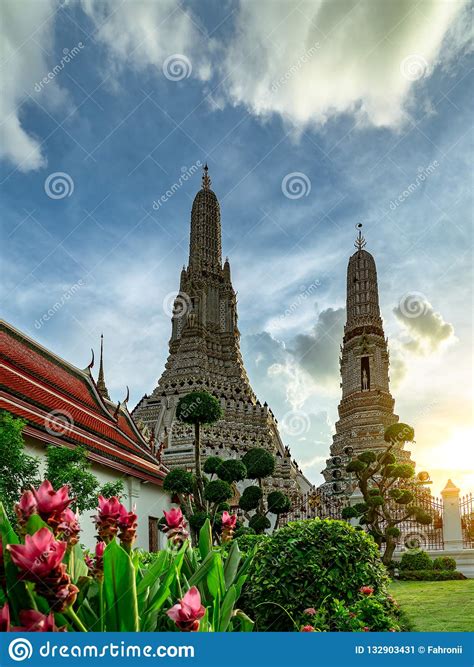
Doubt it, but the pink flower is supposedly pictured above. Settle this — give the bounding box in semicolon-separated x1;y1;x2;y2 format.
166;586;206;632
303;607;317;616
32;481;71;519
93;496;124;542
7;528;77;612
161;508;189;548
221;511;237;529
164;507;185;529
118;505;138;549
95;541;106;558
359;586;374;596
362;626;370;632
300;625;316;632
15;490;37;527
13;610;66;632
7;527;66;578
0;603;10;632
57;508;81;546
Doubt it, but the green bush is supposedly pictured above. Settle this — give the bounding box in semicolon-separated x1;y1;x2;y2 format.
267;491;291;514
203;456;223;474
203;479;233;503
216;459;247;483
399;549;433;571
188;511;210;531
248;513;271;533
176;391;222;425
398;570;466;581
239;485;262;511
241;518;390;631
163;468;194;494
433;556;456;571
242;448;275;479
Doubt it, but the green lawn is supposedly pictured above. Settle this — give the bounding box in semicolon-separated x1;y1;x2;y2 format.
390;580;474;632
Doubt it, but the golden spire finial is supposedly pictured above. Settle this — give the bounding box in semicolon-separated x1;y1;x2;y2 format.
97;333;111;400
354;223;367;250
202;163;211;190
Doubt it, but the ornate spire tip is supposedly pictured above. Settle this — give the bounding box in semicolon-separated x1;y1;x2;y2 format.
202;163;211;190
354;223;367;250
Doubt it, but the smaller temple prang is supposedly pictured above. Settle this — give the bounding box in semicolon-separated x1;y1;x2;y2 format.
97;334;111;401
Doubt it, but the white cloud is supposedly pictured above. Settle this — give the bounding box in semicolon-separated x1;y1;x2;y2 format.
0;0;59;171
220;0;467;129
394;294;455;355
81;0;211;81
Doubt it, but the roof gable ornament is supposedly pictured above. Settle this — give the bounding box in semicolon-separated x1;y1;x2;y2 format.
355;223;367;250
97;334;111;400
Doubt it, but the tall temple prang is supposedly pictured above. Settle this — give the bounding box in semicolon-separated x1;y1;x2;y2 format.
133;165;309;497
320;225;413;496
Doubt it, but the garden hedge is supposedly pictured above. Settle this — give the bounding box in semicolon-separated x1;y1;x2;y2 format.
398;570;466;581
241;518;390;631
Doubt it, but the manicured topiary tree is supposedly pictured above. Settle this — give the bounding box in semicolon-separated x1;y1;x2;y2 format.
176;391;223;503
238;448;291;533
342;423;432;565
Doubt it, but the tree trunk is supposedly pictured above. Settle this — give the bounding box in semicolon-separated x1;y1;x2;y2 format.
382;537;396;565
194;421;206;510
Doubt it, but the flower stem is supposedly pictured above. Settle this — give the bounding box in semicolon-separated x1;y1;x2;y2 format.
65;607;88;632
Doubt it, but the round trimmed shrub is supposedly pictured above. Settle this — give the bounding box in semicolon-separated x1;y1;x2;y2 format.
188;511;210;531
267;491;291;514
242;448;275;479
248;513;271;533
433;556;456;571
399;549;433;571
163;468;194;495
203;479;233;503
203;456;223;474
384;423;415;444
217;459;247;483
176;391;222;425
241;518;390;631
239;485;262;511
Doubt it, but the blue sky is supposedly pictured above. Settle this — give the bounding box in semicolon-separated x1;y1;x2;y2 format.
1;0;472;494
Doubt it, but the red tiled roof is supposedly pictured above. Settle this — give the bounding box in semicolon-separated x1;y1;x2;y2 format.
0;320;166;485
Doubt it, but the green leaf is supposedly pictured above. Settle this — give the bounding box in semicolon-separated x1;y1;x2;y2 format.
219;585;237;631
147;546;186;614
137;550;170;594
65;542;89;583
198;518;212;560
0;502;36;622
234;609;254;632
103;539;139;631
224;540;241;589
25;513;50;535
206;552;225;600
188;550;216;588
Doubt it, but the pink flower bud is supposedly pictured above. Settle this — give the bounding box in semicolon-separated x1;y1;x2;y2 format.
166;586;206;632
